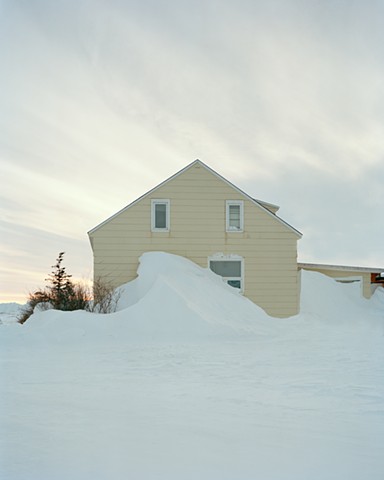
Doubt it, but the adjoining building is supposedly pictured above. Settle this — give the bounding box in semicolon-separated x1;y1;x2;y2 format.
298;263;384;299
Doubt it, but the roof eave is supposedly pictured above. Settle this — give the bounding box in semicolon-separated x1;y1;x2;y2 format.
298;262;384;273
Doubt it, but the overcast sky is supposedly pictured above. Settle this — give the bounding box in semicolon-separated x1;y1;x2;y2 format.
1;0;384;302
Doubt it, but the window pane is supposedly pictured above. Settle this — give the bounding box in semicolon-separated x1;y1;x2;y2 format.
229;205;240;229
210;261;241;277
155;203;167;228
227;280;241;289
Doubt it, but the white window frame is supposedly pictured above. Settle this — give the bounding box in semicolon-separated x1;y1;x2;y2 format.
151;199;170;232
208;254;244;293
226;200;244;232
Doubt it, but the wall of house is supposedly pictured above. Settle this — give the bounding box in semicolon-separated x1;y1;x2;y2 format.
89;163;300;317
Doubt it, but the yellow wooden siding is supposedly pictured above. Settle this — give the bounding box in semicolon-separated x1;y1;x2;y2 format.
90;163;300;317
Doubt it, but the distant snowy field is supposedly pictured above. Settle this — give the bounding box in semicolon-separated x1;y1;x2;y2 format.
1;253;384;480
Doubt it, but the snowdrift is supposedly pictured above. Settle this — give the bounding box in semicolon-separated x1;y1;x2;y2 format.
1;252;383;345
1;253;275;344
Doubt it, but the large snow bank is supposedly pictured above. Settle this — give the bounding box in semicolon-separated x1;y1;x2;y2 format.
114;252;276;337
2;252;383;344
1;253;279;345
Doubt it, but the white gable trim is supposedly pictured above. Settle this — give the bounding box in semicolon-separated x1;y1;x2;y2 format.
88;159;302;237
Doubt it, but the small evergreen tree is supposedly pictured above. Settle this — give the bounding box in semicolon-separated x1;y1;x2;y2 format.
19;252;89;323
46;252;75;310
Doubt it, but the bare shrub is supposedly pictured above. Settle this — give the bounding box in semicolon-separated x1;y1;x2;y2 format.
18;290;51;324
69;282;92;311
90;277;121;314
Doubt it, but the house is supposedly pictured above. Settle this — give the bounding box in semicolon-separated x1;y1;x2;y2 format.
88;159;303;317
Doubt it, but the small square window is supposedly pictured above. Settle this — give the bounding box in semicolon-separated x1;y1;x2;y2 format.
151;200;170;232
226;201;244;232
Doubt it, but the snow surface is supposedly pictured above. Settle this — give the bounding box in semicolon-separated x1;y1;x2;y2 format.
1;252;384;480
0;302;24;325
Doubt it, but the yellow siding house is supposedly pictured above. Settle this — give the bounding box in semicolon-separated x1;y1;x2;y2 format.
88;160;303;317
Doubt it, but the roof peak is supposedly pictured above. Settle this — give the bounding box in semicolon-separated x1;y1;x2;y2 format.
88;159;302;238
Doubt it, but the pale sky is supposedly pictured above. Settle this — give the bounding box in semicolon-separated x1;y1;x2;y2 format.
1;0;384;303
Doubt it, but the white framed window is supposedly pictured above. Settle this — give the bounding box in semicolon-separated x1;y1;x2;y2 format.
208;254;244;292
151;199;170;232
226;200;244;232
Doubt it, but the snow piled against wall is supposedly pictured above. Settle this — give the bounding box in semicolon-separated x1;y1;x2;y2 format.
1;252;384;480
3;252;383;342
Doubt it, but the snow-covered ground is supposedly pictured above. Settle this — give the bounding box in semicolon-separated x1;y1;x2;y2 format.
1;253;384;480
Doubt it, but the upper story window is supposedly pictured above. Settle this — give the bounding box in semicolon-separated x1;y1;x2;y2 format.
226;200;244;232
151;199;170;232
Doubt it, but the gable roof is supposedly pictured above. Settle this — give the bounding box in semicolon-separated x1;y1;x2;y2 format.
88;159;302;237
